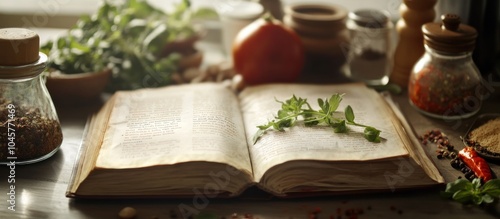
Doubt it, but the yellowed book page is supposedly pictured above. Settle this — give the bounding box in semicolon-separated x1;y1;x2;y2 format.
69;96;116;194
239;84;409;181
95;83;251;174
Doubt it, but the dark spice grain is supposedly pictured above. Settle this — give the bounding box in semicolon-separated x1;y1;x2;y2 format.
419;129;456;159
0;99;62;161
420;129;483;181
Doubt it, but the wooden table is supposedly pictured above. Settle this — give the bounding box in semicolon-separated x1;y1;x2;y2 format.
2;28;500;219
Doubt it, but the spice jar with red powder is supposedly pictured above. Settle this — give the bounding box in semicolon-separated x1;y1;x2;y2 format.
408;14;483;119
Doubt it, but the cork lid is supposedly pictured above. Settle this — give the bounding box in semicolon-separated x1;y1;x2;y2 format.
0;28;40;66
422;14;477;53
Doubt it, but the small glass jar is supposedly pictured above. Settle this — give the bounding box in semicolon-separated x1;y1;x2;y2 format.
343;9;393;86
409;14;482;119
0;28;63;164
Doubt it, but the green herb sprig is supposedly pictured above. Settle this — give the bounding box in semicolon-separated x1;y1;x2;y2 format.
41;0;216;91
441;178;500;206
252;94;382;144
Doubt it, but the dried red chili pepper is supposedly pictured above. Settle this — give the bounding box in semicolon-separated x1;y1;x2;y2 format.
458;147;493;182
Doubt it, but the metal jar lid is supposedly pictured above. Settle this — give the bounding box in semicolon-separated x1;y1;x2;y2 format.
422;14;478;53
348;9;390;28
0;28;46;79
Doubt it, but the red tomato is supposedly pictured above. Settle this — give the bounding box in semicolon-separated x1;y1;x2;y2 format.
232;16;305;85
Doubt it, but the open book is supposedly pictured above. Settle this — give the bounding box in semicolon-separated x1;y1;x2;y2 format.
66;83;444;198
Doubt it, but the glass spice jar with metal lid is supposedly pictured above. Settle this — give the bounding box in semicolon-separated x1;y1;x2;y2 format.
0;28;63;164
343;9;393;86
408;14;484;119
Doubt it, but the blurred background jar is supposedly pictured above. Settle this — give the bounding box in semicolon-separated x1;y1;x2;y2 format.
408;14;482;119
283;3;348;78
436;0;499;79
215;0;263;59
342;9;393;86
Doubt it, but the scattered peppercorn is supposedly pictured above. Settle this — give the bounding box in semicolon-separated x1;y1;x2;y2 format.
449;152;457;159
420;129;492;182
464;171;475;180
118;207;137;219
450;158;461;169
420;129;458;160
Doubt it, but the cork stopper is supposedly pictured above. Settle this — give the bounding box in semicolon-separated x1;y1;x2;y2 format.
422;14;477;53
0;28;40;66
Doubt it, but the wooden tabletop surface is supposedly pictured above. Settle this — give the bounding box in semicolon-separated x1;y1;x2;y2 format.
1;28;500;219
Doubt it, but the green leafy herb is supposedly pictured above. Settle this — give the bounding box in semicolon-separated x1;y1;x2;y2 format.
441;178;500;206
252;94;382;144
41;0;215;91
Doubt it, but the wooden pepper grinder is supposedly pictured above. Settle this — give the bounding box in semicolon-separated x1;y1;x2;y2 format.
390;0;437;88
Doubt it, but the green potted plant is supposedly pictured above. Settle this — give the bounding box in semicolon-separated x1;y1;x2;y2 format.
42;0;212;103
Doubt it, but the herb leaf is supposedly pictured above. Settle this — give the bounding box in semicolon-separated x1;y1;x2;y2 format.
453;190;474;204
252;129;267;145
253;94;381;144
343;105;381;143
481;194;495;204
482;179;500;197
345;105;355;123
442;178;500;206
332;120;347;133
364;127;381;143
328;93;343;112
445;179;472;196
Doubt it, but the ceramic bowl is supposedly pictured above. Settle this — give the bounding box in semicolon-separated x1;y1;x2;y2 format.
179;50;204;71
462;113;500;162
159;31;204;71
45;68;112;104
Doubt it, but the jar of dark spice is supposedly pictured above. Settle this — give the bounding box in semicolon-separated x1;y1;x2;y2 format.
408;14;482;119
0;28;63;164
342;9;393;86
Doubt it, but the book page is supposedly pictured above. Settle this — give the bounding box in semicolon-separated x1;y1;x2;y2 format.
239;84;409;181
95;83;251;173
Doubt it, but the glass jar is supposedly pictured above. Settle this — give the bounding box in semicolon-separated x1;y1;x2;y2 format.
409;14;482;119
343;9;393;86
0;28;63;164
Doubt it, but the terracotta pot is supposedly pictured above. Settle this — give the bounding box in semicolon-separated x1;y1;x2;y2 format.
45;68;112;104
159;34;201;57
178;51;204;71
284;3;349;56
